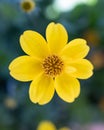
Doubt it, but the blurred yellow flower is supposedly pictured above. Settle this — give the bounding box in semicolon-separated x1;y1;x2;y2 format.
20;0;35;13
37;121;56;130
59;127;71;130
9;22;93;105
37;121;71;130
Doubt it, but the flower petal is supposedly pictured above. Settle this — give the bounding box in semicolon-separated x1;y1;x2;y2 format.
46;22;68;54
61;38;90;60
20;31;49;59
73;80;80;98
29;74;55;105
9;56;42;81
68;59;94;79
55;73;80;103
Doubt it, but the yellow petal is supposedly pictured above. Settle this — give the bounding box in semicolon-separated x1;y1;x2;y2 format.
46;22;68;54
20;31;49;59
37;121;56;130
29;73;55;105
61;39;89;60
69;59;94;79
73;80;80;98
9;56;42;81
55;73;80;103
64;66;77;74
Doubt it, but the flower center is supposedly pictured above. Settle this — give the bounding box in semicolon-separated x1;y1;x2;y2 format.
22;2;32;10
42;55;64;77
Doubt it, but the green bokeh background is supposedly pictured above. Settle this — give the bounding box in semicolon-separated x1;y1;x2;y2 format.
0;0;104;130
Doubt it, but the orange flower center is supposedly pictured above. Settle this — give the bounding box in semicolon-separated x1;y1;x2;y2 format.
42;55;64;77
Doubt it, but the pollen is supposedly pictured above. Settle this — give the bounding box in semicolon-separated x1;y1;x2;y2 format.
42;55;64;77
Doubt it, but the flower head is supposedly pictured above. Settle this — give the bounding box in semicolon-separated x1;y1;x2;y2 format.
37;121;56;130
20;0;35;13
37;121;71;130
9;22;93;105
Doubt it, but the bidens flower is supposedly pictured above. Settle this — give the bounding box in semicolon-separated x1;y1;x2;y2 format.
37;121;56;130
37;121;71;130
9;22;93;105
20;0;35;13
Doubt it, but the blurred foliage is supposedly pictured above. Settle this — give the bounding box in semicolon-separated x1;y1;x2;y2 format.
0;0;104;130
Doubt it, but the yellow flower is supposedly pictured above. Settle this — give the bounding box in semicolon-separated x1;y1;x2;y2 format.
9;22;93;105
37;121;71;130
20;0;35;13
59;127;71;130
37;121;56;130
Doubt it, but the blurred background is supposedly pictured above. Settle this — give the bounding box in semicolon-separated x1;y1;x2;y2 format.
0;0;104;130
